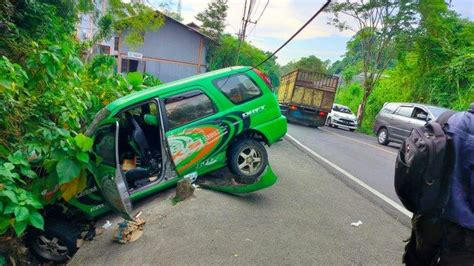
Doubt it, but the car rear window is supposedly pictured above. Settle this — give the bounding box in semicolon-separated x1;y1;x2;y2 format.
381;103;397;114
214;74;262;104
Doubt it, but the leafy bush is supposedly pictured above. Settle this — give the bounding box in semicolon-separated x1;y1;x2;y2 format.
0;49;160;238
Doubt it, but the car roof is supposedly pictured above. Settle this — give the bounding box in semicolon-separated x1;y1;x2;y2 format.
333;103;350;109
384;102;450;116
106;66;252;113
385;102;438;108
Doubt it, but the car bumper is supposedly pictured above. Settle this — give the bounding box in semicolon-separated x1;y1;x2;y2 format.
255;115;288;144
332;118;357;130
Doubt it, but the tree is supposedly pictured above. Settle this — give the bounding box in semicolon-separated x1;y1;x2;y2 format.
93;0;165;49
326;0;416;124
195;0;228;39
280;55;328;76
209;34;280;86
157;0;183;21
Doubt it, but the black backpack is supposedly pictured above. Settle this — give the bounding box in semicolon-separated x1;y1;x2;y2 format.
394;111;455;214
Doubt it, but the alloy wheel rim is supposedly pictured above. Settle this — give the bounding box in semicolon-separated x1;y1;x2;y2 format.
237;147;262;175
378;131;387;143
35;235;69;259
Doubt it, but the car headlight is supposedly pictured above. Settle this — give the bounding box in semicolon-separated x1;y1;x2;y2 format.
334;113;340;118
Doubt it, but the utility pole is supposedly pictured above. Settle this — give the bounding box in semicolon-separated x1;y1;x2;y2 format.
238;0;256;42
177;0;181;16
236;0;257;64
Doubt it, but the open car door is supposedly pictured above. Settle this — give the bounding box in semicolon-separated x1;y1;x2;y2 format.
92;121;134;221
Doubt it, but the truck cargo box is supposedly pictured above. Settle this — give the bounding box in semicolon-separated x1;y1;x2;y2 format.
277;70;339;127
278;69;339;112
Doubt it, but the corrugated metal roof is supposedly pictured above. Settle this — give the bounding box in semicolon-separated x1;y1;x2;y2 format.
158;11;215;42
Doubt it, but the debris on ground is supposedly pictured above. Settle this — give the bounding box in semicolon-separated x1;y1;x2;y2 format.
102;220;112;230
351;220;363;227
113;212;146;244
174;179;195;202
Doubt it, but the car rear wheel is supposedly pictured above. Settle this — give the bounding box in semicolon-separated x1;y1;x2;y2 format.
228;138;268;184
377;128;390;145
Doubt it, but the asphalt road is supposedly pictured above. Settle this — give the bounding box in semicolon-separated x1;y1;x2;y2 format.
287;123;402;204
70;140;409;265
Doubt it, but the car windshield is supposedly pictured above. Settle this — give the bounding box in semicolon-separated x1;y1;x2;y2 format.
334;105;352;114
427;106;449;118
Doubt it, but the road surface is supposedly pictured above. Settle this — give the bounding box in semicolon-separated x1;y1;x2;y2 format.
287;123;401;204
71;140;409;265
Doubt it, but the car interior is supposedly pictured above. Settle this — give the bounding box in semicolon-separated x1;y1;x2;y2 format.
412;107;429;121
116;101;164;191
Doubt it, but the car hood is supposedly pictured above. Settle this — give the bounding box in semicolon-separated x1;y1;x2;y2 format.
334;111;356;120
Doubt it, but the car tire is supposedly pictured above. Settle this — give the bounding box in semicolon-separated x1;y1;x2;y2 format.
228;138;268;184
326;117;332;127
28;219;81;263
349;129;355;132
377;128;390;145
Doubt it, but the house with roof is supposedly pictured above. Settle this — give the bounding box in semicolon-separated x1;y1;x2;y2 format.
116;15;212;82
77;2;212;82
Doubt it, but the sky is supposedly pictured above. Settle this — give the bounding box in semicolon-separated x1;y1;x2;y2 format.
157;0;473;66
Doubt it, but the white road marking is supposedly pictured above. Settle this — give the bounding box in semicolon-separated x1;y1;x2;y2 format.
319;127;397;155
286;134;412;218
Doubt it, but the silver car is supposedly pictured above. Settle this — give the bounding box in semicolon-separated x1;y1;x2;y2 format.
373;102;449;145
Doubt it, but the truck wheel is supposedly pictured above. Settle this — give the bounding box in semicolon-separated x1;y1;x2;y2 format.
377;128;390;145
28;220;81;263
228;139;268;184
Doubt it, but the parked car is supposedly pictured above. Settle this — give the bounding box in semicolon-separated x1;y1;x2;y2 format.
373;102;449;145
28;66;287;262
326;104;358;131
278;69;339;127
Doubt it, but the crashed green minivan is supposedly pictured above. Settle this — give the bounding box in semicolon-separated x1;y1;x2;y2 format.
30;66;287;262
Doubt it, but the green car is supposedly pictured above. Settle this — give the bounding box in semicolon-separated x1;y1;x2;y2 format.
29;66;287;262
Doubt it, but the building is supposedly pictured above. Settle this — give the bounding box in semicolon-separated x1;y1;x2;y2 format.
116;15;212;82
76;1;212;82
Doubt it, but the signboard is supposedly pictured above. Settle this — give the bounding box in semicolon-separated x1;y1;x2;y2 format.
127;51;143;60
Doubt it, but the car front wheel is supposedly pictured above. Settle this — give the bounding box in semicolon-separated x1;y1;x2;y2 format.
326;117;332;127
28;220;81;263
377;128;390;145
228;138;268;184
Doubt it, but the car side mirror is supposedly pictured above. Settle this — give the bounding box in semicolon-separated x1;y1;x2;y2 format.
416;113;428;121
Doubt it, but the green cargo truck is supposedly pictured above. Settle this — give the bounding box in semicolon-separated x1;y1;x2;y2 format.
277;69;339;127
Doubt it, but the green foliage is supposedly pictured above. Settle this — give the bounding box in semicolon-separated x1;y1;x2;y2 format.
106;0;165;49
280;56;328;76
332;0;473;133
327;0;417;124
209;34;280;87
195;0;228;39
0;0;164;238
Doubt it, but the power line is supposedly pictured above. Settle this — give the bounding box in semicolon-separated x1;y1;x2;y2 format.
252;0;331;69
247;0;269;37
236;0;256;64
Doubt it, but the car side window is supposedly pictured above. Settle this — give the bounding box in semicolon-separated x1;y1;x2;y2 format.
395;106;414;117
214;74;262;104
164;90;215;130
412;107;429;121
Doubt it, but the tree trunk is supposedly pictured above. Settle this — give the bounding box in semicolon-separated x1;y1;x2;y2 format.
357;83;373;126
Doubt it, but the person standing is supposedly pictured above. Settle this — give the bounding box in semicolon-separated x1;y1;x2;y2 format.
402;103;474;265
437;103;474;265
